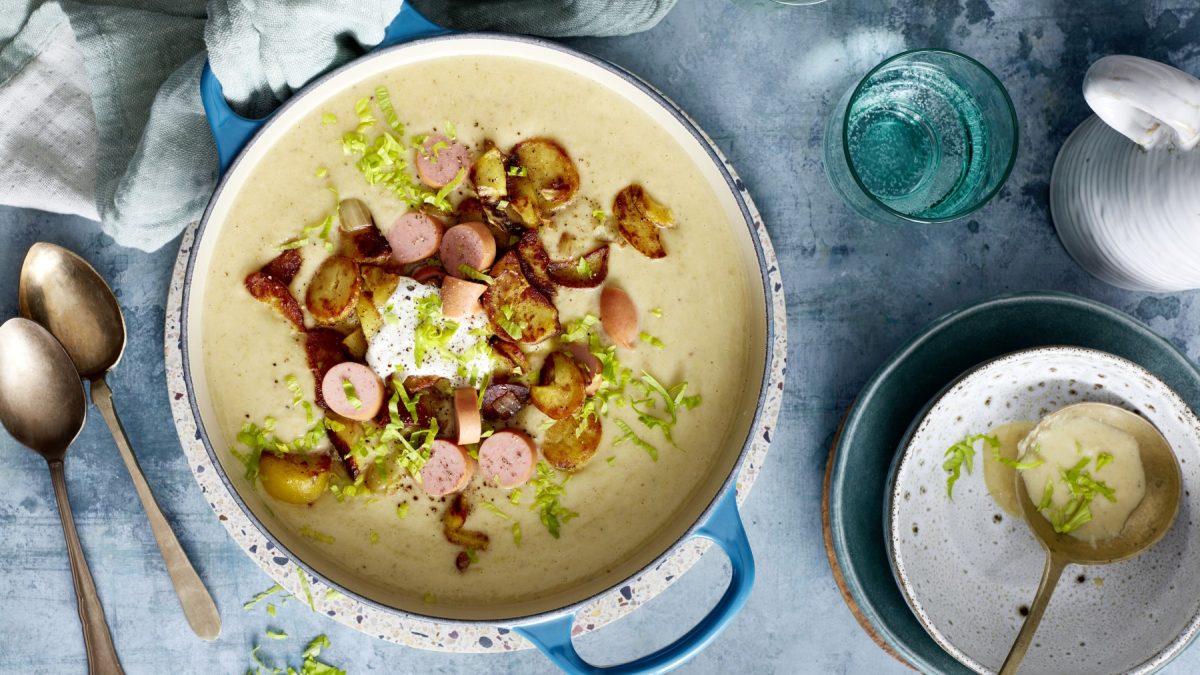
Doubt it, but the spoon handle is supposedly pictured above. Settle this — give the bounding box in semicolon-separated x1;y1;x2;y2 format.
999;553;1069;675
90;377;222;640
49;460;125;674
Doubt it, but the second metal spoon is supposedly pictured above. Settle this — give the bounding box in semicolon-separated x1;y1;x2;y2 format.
19;242;221;640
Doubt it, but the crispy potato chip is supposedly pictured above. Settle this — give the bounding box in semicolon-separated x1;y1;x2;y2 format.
531;351;586;420
262;249;303;284
516;230;557;297
510;138;580;211
614;184;667;259
260;452;332;505
361;265;402;305
340;225;392;265
245;271;305;331
469;144;508;204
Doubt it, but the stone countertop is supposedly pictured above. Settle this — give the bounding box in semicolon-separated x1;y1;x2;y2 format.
4;0;1200;672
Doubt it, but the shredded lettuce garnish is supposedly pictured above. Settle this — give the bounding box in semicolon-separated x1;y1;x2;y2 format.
314;166;328;178
279;213;335;253
650;307;664;318
374;86;402;131
529;461;578;539
496;304;524;340
396;502;410;519
944;434;998;499
1095;452;1114;471
506;165;527;177
423;168;466;211
299;526;334;544
479;501;511;520
458;264;495;285
638;331;665;349
321;112;337;126
592;209;607;222
512;522;523;546
509;489;522;505
606;456;617;467
369;530;380;545
613;418;658;460
266;630;288;641
296;569;315;611
341;379;362;410
1043;455;1118;534
561;314;599;343
243;583;285;611
444;120;457;139
991;444;1045;471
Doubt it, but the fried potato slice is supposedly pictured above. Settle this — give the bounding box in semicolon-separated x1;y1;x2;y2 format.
360;265;401;306
305;255;361;323
480;251;560;344
516;230;557;297
531;351;586;420
490;339;530;376
356;295;383;341
442;493;490;551
325;413;366;478
542;413;602;472
546;245;610;288
469;144;508;204
614;184;668;259
342;327;368;359
259;452;332;505
510;138;580;212
245;271;305;331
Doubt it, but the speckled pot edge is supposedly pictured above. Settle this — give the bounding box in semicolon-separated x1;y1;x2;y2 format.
164;82;786;655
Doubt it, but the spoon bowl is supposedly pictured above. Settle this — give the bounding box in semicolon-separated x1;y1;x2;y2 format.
0;318;86;458
1000;401;1182;674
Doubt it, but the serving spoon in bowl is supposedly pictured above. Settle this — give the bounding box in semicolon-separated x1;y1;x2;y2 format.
1000;402;1182;674
0;318;125;673
19;242;221;640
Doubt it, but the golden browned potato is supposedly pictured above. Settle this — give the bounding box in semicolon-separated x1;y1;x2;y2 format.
480;251;560;344
340;226;392;265
542;413;602;471
531;351;586;420
342;327;368;359
510;138;580;211
613;184;668;259
360;265;401;305
547;245;609;288
305;255;361;323
516;230;557;297
356;295;383;340
245;271;305;331
469;144;508;204
259;452;332;505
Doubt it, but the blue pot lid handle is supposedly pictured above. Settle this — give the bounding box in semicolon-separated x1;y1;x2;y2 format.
515;488;756;674
200;2;452;176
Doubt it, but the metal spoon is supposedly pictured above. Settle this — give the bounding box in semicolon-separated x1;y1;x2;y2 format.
19;242;221;641
0;318;125;674
1000;402;1182;674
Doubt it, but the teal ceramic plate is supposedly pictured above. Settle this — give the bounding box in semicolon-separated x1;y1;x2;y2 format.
825;291;1200;673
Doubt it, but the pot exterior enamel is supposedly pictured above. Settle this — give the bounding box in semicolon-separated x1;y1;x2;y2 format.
168;8;786;661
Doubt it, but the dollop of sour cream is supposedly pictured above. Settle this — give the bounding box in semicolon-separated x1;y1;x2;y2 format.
366;278;493;387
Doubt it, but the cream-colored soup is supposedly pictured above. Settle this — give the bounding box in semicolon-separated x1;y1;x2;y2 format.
200;55;759;612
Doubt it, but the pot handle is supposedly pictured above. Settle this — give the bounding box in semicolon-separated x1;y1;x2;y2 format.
515;488;755;674
1084;55;1200;151
199;3;451;175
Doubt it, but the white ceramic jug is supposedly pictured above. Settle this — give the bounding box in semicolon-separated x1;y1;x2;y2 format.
1051;55;1200;292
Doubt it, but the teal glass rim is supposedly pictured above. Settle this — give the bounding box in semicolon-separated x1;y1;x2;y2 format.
840;48;1019;224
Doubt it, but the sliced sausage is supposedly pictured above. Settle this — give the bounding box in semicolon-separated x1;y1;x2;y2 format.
420;439;476;497
600;286;638;349
321;362;385;421
441;276;487;319
415;134;472;189
454;387;482;445
387;212;443;264
477;429;537;489
566;342;603;394
441;221;497;278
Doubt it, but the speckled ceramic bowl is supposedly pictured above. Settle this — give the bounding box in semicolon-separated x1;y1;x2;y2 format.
887;346;1200;674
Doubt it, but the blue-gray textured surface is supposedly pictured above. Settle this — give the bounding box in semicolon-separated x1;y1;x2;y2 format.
3;0;1200;673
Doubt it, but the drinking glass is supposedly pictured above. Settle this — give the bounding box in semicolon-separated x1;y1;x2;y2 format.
824;49;1018;225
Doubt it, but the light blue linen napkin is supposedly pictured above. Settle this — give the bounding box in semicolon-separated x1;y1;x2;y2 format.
0;0;677;251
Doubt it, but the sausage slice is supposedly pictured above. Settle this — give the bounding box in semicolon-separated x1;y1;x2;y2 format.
453;387;482;445
441;221;497;277
441;276;487;319
387;212;443;264
321;362;385;421
415;134;472;189
420;440;476;497
477;429;537;489
600;286;638;349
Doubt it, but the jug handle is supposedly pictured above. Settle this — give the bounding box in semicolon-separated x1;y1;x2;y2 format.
1084;55;1200;151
